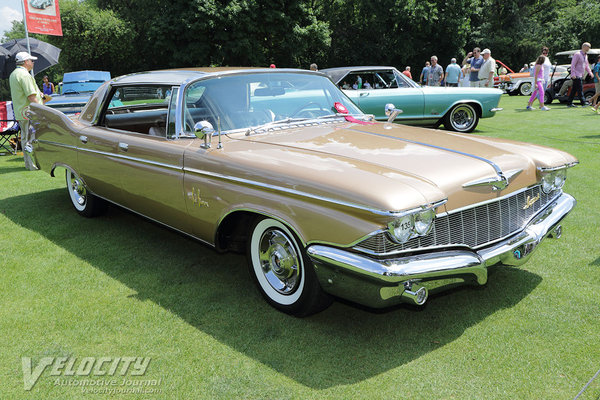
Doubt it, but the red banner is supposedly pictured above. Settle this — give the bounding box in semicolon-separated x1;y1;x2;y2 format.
24;0;63;36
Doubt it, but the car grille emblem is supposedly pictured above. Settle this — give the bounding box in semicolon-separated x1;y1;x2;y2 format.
522;193;540;210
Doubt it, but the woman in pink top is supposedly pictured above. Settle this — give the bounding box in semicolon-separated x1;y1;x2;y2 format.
526;56;550;111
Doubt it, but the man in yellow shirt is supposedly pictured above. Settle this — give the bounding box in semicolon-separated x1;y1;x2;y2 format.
9;52;43;170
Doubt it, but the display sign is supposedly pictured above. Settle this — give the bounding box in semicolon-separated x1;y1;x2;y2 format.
23;0;63;36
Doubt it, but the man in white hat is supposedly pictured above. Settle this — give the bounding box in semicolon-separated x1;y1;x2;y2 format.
9;51;43;170
478;48;496;88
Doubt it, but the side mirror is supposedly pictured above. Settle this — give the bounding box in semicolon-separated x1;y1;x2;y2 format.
194;121;214;148
385;103;403;123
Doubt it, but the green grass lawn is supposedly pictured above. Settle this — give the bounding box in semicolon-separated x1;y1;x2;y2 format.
1;94;599;399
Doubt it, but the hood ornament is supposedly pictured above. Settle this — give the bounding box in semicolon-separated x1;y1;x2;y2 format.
463;169;522;191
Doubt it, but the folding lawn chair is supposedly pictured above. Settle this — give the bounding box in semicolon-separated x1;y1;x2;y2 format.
0;101;20;155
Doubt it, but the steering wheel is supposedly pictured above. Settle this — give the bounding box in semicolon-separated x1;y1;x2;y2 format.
290;101;328;118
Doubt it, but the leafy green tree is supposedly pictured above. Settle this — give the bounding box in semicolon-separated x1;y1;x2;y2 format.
319;0;476;74
96;0;331;69
44;0;134;76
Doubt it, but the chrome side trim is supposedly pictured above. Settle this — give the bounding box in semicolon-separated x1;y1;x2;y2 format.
184;166;444;217
37;139;77;150
349;127;510;186
77;146;182;172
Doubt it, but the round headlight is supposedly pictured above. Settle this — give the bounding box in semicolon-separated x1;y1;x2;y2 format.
414;209;436;235
554;169;567;189
541;172;555;194
388;215;414;244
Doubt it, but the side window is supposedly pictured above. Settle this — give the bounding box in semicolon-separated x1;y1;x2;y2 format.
183;83;220;133
344;72;377;89
101;85;171;136
392;71;411;88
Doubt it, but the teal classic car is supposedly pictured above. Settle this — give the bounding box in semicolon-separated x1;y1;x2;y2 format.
322;66;503;133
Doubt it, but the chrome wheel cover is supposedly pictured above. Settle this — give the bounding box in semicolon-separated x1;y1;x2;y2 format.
520;82;532;95
258;228;301;295
450;105;476;131
68;172;87;211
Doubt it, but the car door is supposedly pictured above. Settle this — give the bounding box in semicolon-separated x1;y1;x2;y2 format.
345;70;425;120
79;83;192;233
115;131;192;233
77;125;127;206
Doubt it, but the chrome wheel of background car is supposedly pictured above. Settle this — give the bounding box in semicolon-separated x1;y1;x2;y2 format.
519;82;532;96
247;218;331;316
444;103;478;133
65;170;107;217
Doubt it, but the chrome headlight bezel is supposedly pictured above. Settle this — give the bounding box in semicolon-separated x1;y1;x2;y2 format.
539;165;571;194
387;202;445;244
387;215;414;244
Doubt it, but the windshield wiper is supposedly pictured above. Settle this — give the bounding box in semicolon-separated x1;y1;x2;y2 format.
244;113;374;136
313;113;373;121
245;117;314;136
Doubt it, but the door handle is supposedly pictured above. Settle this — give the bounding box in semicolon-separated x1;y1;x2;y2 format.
118;142;128;151
359;92;370;97
79;135;88;144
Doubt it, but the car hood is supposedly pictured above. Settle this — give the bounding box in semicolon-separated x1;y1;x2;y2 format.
215;121;576;215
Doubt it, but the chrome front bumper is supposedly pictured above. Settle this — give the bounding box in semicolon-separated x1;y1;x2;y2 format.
307;193;576;308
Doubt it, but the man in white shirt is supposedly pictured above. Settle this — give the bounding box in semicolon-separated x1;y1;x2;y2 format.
478;48;496;88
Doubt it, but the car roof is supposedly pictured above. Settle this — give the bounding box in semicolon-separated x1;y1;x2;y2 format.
110;67;318;85
320;66;397;84
555;49;600;56
63;70;111;83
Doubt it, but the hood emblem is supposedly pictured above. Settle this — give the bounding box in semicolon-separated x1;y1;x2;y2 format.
522;193;540;210
463;169;522;191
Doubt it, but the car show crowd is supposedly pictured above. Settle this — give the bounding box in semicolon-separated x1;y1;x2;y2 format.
411;42;600;112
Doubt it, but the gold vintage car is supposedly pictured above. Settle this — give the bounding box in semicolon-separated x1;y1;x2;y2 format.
25;68;577;316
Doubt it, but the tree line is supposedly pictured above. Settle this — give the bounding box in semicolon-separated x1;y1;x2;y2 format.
1;0;599;100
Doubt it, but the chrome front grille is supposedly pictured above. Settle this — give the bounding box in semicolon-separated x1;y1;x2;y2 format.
355;186;559;256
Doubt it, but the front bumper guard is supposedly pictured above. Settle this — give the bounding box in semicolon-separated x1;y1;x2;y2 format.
307;192;576;308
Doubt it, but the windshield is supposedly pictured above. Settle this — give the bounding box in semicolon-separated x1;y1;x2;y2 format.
182;72;363;133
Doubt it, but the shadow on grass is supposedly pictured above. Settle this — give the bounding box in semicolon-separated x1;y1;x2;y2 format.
1;188;542;389
0;164;26;175
0;154;24;162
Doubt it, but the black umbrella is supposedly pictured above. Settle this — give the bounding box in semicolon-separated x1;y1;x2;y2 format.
1;38;61;79
0;47;10;79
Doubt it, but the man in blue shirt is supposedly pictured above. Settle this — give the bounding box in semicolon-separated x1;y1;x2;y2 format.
445;58;462;87
419;61;430;85
462;47;484;87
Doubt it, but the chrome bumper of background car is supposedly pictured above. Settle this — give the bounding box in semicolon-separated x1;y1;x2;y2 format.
307;193;576;308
